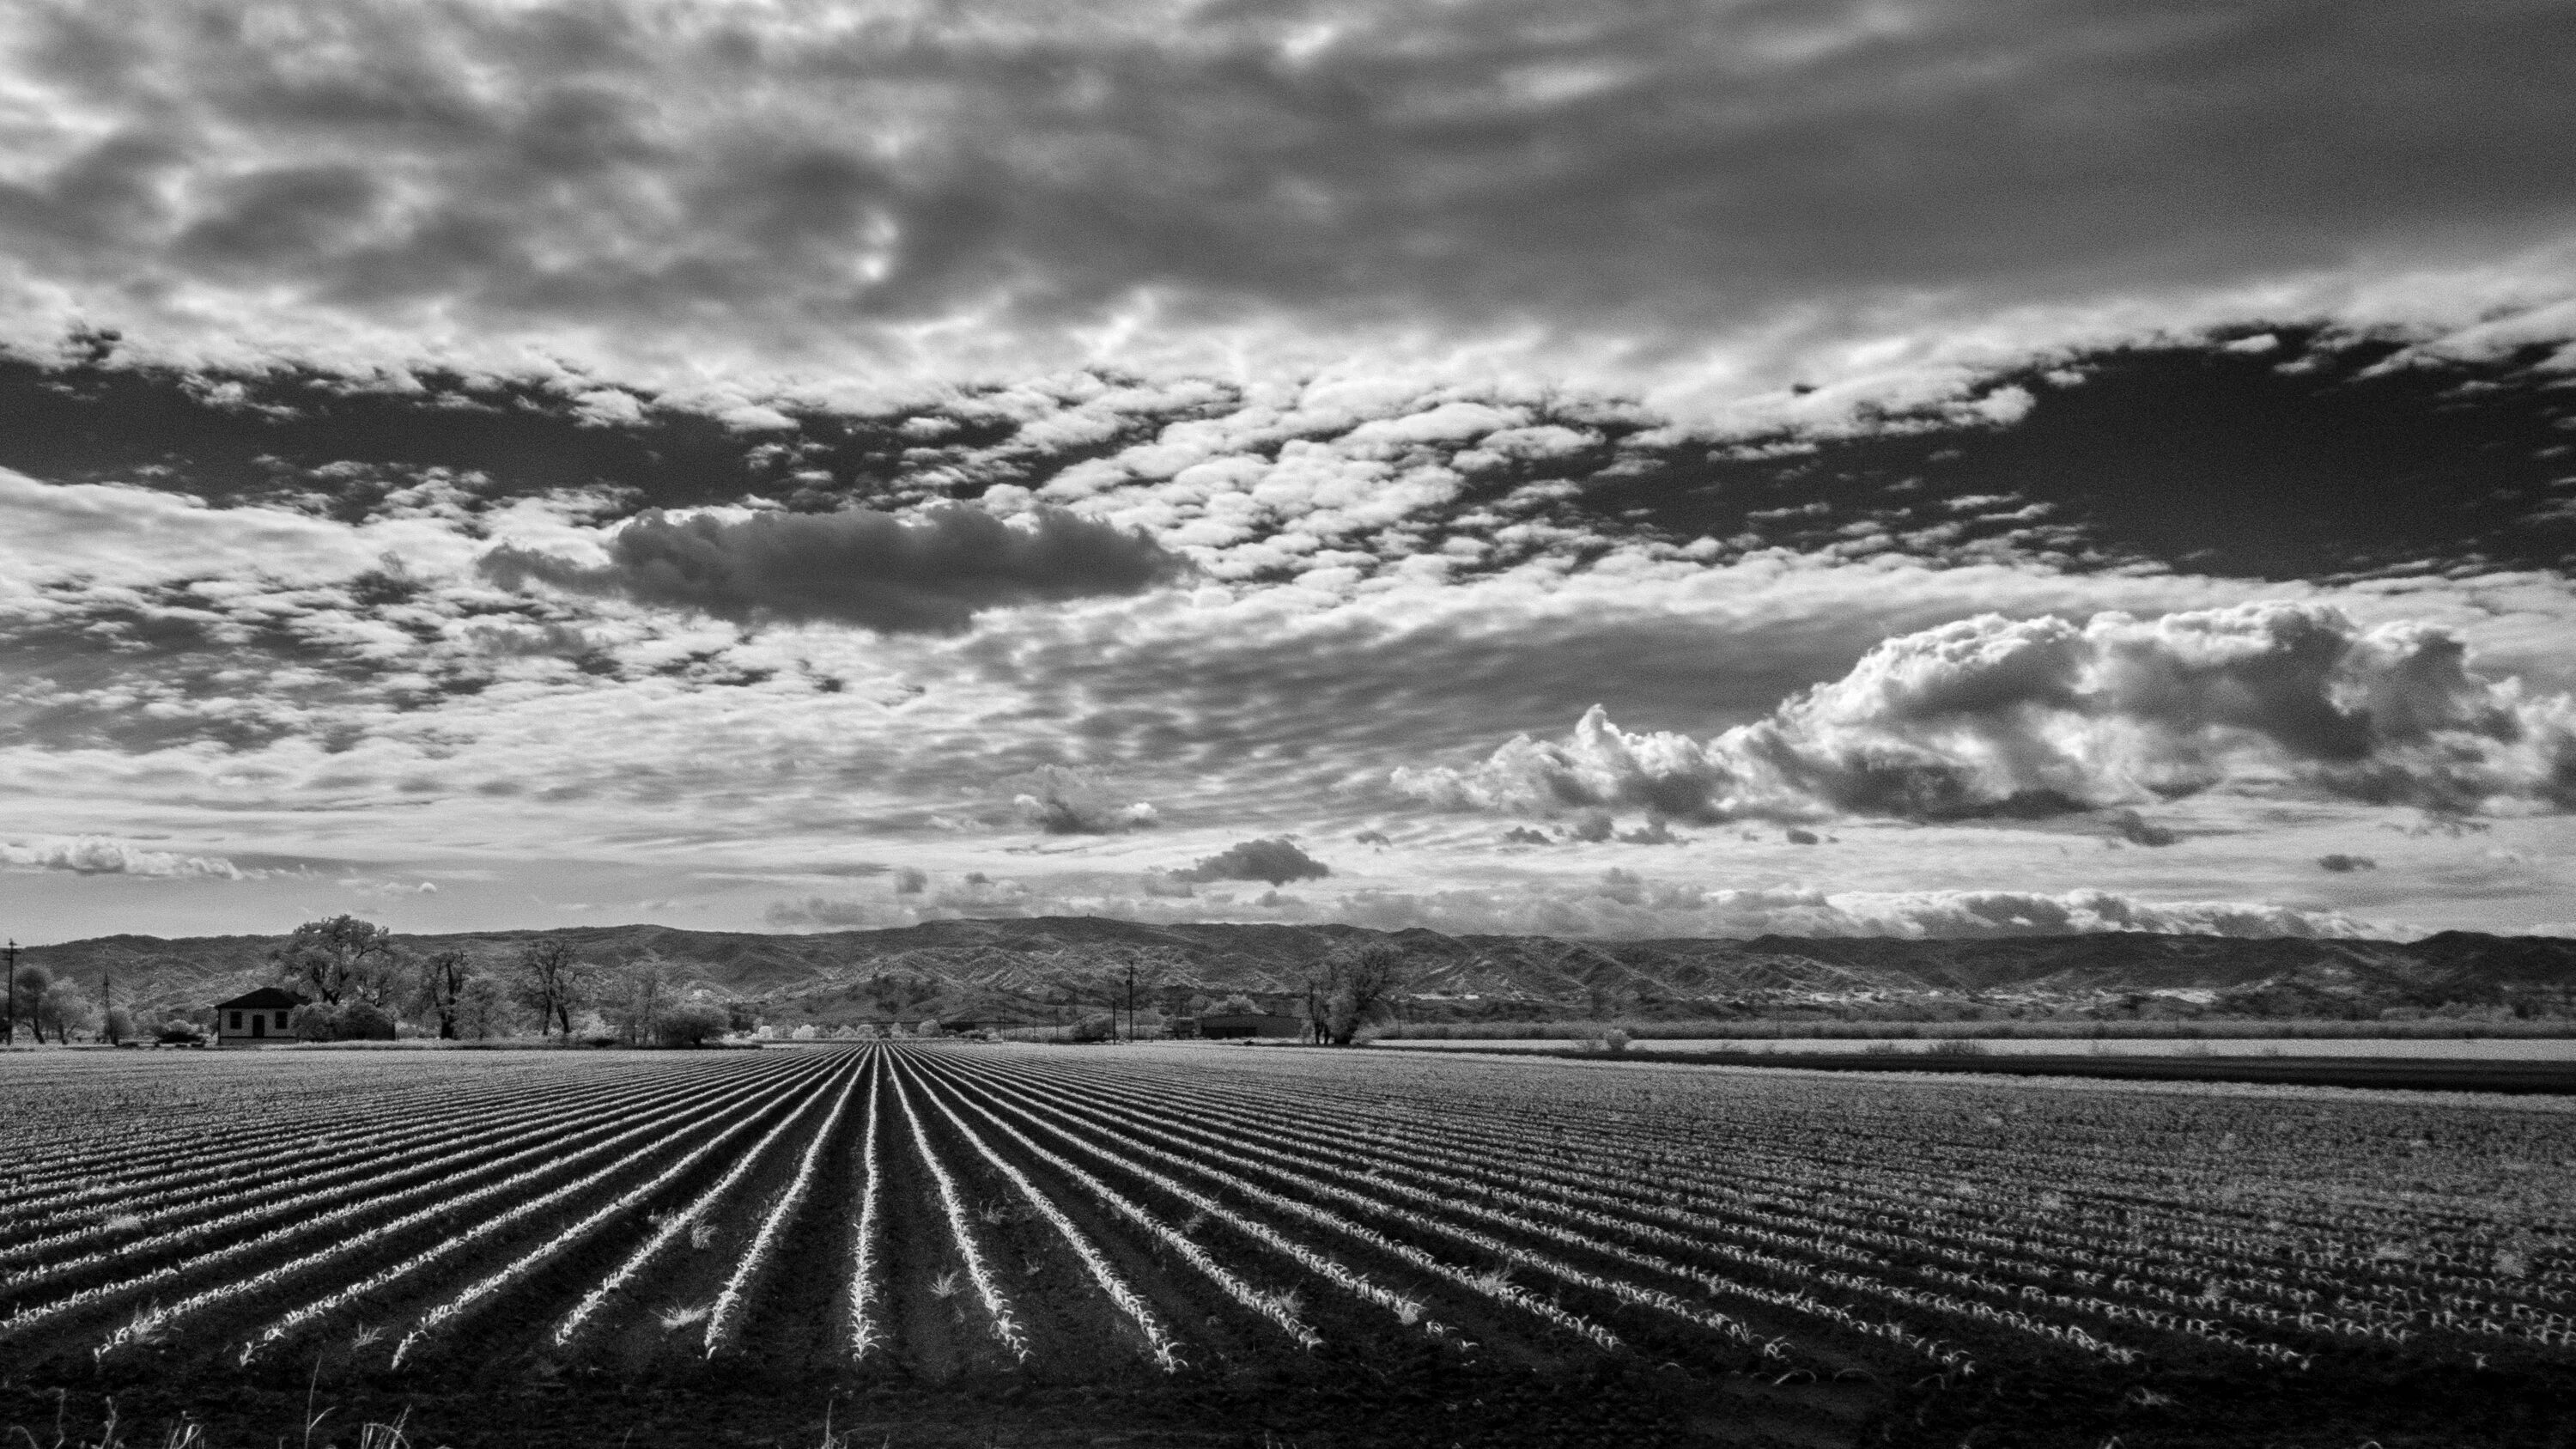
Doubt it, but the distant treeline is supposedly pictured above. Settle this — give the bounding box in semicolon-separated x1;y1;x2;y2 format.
1370;1016;2576;1042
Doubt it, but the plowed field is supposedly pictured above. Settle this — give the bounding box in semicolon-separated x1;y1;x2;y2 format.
3;1044;2572;1447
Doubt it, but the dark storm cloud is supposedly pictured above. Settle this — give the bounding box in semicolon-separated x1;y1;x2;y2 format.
1397;602;2576;825
1175;838;1332;886
3;1;2570;364
479;504;1186;632
2318;853;2379;873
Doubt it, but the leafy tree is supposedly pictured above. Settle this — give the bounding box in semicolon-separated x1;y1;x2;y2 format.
1302;941;1409;1046
513;938;593;1038
657;1002;729;1048
9;964;52;1040
38;979;97;1043
270;916;398;1006
1216;993;1259;1015
412;949;474;1039
453;974;519;1039
103;1006;137;1044
290;1001;398;1042
914;1017;944;1038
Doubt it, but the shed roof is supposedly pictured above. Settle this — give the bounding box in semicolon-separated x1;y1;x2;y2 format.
214;987;307;1010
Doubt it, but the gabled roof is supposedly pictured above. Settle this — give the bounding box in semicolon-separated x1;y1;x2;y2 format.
215;987;307;1010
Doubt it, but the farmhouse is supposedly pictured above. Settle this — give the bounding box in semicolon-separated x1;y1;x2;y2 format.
212;987;304;1045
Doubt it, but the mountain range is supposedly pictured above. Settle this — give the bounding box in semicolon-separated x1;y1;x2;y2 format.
18;916;2576;1029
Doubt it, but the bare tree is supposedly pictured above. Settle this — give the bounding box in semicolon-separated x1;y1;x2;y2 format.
609;957;671;1045
414;948;473;1040
513;938;592;1038
270;916;398;1006
1303;941;1410;1046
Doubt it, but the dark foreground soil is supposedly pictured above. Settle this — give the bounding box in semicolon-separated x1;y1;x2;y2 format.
8;1348;2575;1449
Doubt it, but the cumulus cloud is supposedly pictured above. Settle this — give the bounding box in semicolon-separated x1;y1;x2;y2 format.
0;836;244;880
1331;880;2386;941
2318;853;2379;873
1175;837;1333;886
764;897;884;928
1394;602;2576;827
1500;826;1554;846
893;867;929;895
480;504;1185;633
1783;828;1820;845
1008;767;1162;836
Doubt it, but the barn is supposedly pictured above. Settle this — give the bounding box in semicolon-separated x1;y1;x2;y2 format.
213;988;305;1045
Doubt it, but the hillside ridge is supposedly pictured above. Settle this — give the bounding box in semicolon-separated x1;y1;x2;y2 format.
20;916;2576;1029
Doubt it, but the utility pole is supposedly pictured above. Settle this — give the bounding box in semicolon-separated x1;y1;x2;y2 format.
1125;961;1136;1044
102;967;113;1044
3;939;16;1047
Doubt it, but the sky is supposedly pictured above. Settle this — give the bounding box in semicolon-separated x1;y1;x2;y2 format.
2;0;2573;946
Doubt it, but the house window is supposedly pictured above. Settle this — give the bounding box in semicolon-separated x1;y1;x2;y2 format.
228;1012;242;1030
274;1013;287;1029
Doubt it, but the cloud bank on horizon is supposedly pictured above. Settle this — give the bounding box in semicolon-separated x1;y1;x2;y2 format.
1;0;2573;945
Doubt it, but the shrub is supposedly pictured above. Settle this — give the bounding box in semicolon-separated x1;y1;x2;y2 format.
914;1017;944;1038
1926;1037;1990;1056
289;1002;397;1042
156;1020;206;1045
657;1002;730;1048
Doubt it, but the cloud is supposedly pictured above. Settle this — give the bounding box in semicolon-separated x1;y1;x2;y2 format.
0;836;244;880
1353;830;1393;848
893;867;929;895
1783;828;1820;845
1329;880;2387;941
1394;602;2576;826
764;896;884;928
479;504;1185;633
1175;837;1332;886
2318;853;2379;873
2105;810;2179;848
2;0;2569;423
1008;767;1162;836
1500;826;1555;846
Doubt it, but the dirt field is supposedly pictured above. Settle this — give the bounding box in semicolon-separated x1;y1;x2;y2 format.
3;1044;2572;1447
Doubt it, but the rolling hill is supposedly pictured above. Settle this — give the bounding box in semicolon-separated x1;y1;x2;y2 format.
19;916;2576;1031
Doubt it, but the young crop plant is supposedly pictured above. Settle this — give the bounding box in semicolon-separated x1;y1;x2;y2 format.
703;1054;866;1355
889;1063;1029;1361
